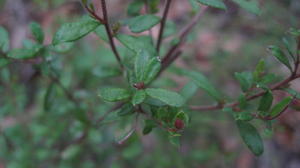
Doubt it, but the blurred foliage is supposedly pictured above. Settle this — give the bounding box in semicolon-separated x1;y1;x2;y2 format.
0;0;300;167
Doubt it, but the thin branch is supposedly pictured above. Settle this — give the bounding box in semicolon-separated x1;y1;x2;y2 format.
100;0;123;69
156;0;172;53
190;74;300;113
161;6;208;70
82;3;105;23
292;36;300;77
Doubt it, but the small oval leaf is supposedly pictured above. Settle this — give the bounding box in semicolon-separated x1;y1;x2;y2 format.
99;88;131;102
145;88;184;107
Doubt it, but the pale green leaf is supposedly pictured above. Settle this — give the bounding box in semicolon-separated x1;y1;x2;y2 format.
146;88;184;107
52;16;100;45
99;88;131;102
132;90;146;105
128;14;161;33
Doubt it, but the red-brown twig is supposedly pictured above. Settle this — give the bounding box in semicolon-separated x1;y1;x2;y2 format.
190;74;300;112
160;6;208;71
156;0;172;53
100;0;123;69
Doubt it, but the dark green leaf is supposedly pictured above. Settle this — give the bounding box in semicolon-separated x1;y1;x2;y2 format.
143;57;161;84
52;16;100;45
118;103;134;116
231;0;261;15
146;88;184;107
127;1;143;16
99;88;131;102
236;120;264;156
196;0;227;10
269;96;293;118
143;120;156;135
253;59;265;82
132;90;146;106
268;45;292;71
258;90;273;112
0;26;9;52
148;0;160;13
235;72;253;92
29;22;44;43
128;14;161;33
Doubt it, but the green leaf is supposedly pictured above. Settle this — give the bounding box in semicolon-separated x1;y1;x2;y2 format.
29;22;44;43
7;45;43;59
253;59;265;82
98;88;131;102
127;1;143;16
52;16;100;45
180;81;199;102
143;57;161;84
178;69;222;101
132;90;146;106
116;34;157;56
235;72;253;92
231;0;261;15
94;25;109;43
127;14;161;33
143;119;156;135
283;88;300;99
146;88;184;107
118;103;134;116
168;134;181;147
269;96;293;118
50;42;74;53
163;21;177;38
258;90;273;112
135;50;151;82
282;37;295;61
236;120;264;156
148;0;160;13
196;0;227;10
268;45;292;71
92;67;121;78
236;111;254;121
0;27;9;52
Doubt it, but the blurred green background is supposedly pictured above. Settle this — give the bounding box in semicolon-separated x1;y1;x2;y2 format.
0;0;300;167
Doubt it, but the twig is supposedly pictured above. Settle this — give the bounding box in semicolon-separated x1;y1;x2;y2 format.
161;6;208;70
100;0;123;69
156;0;172;53
190;74;300;113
